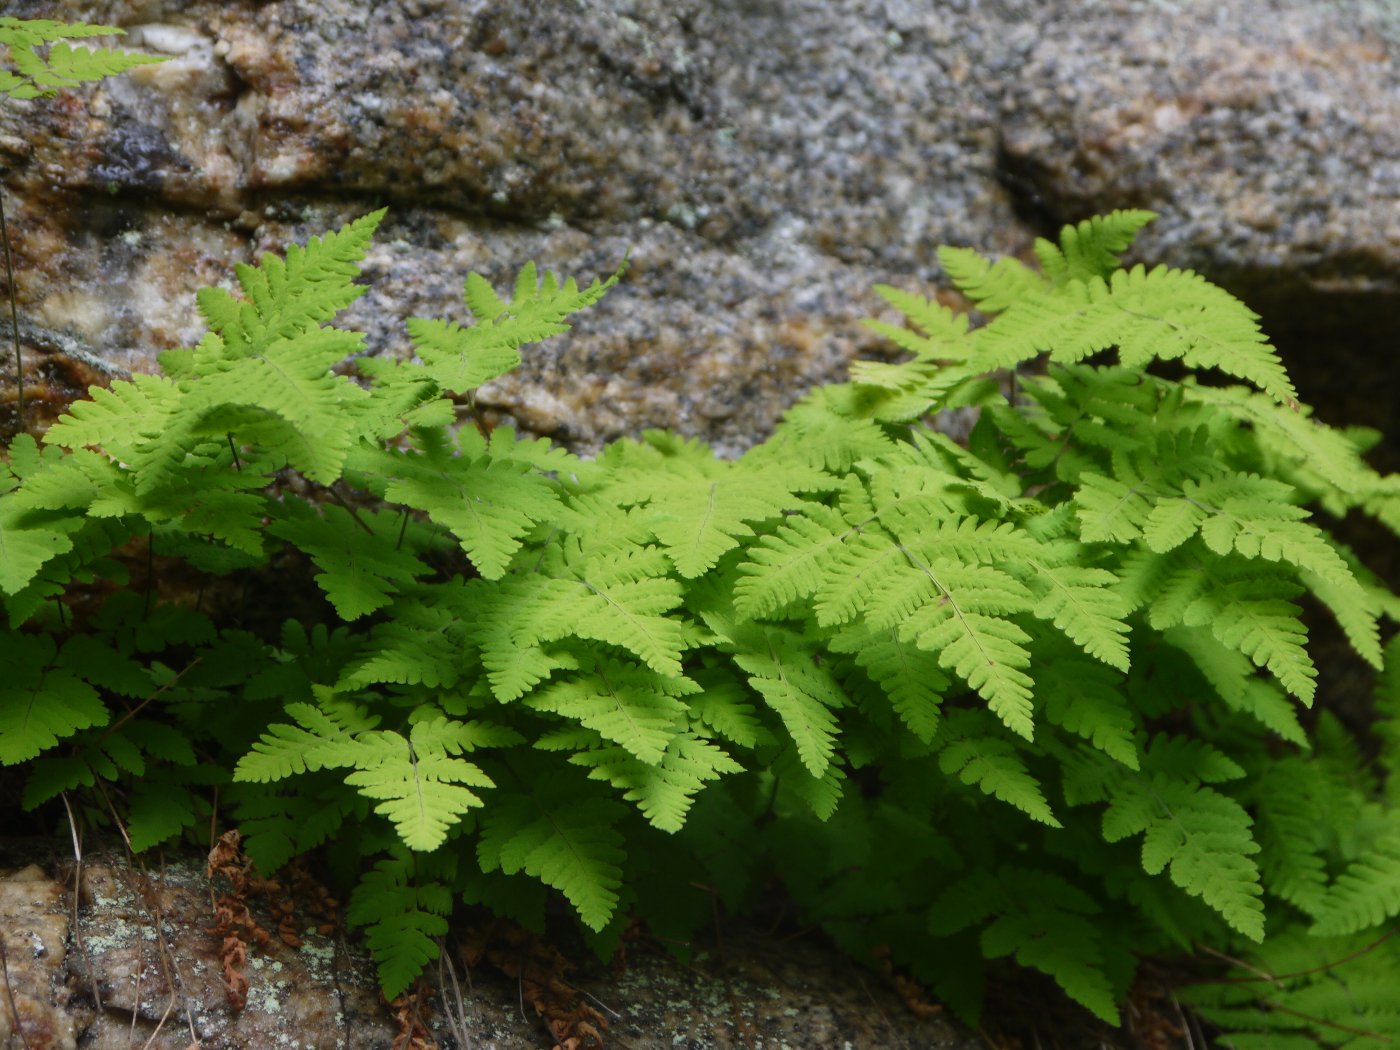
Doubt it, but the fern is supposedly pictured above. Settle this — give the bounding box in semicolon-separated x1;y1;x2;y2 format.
347;856;454;999
0;17;166;100
2;208;1397;1036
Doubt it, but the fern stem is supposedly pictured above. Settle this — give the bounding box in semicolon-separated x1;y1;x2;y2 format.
0;183;24;433
326;483;376;536
1192;925;1400;985
226;433;242;471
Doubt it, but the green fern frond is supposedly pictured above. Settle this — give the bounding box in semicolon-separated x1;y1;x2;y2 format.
569;732;744;832
1033;210;1157;285
0;631;108;763
1310;817;1400;937
1181;572;1316;704
685;671;772;749
1100;772;1265;940
232;697;380;782
760;388;899;471
0;490;83;596
347;857;453;999
871;557;1036;739
0;17;167;99
596;441;825;578
511;570;691;680
734;502;855;620
829;624;948;745
931;866;1121;1024
1025;562;1131;671
341;719;496;848
1186;927;1400;1049
937;716;1060;826
477;786;627;931
268;503;429;620
337;600;473;691
1039;656;1140;769
383;428;560;579
524;655;694;764
1162;627;1308;744
196;210;384;355
972;264;1296;405
1249;757;1338;918
406;260;622;395
937;247;1047;313
706;614;846;778
42;372;181;460
126;779;199;852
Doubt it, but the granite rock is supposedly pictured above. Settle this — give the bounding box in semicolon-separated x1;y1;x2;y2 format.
3;0;1398;448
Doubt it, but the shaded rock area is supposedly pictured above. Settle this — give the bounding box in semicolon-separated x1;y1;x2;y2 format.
3;0;1397;452
0;842;980;1049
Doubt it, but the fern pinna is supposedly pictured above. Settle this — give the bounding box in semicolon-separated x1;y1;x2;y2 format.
2;208;1398;1040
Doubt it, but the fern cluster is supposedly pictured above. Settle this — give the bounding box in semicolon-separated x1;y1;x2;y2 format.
3;178;1400;1040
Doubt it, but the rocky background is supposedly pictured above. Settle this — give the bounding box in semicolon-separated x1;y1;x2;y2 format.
2;0;1399;1046
4;0;1399;454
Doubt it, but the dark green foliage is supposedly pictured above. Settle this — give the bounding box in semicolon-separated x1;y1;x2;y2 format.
2;206;1398;1039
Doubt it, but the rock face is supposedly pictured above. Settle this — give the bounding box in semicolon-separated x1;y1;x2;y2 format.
5;0;1397;450
0;845;974;1049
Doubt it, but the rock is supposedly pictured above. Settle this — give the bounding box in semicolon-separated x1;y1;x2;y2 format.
0;862;75;1050
0;842;975;1048
3;0;1037;450
5;0;1399;449
999;0;1400;446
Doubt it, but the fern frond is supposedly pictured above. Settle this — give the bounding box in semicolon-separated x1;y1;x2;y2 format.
760;388;898;471
196;210;383;355
829;623;948;745
734;502;855;620
524;655;694;764
43;373;182;461
406;260;622;395
0;632;108;763
593;437;824;578
932;866;1122;1024
937;722;1060;827
570;732;743;832
336;719;495;850
1025;562;1131;671
383;429;560;579
477;788;627;931
872;557;1036;739
702;610;846;777
1100;772;1265;940
1181;574;1315;704
269;503;429;620
1162;627;1308;745
686;671;771;749
1310;818;1400;936
973;265;1296;405
1249;757;1337;918
346;857;452;999
0;18;166;99
186;328;368;484
937;247;1047;313
0;492;83;596
1039;656;1139;769
232;698;380;782
337;599;472;690
1034;210;1157;285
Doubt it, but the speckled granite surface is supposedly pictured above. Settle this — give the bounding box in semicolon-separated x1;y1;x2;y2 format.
1;0;1397;449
